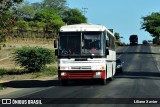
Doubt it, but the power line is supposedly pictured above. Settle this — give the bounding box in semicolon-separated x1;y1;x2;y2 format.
82;7;88;16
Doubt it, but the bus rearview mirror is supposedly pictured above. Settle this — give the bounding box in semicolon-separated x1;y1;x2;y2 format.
106;49;109;55
54;40;57;48
55;49;58;56
106;40;109;47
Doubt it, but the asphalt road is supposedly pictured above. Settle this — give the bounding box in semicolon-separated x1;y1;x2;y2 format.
1;45;160;107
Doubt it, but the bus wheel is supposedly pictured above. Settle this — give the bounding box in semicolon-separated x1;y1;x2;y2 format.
119;68;123;73
108;76;113;81
61;79;68;86
101;79;106;85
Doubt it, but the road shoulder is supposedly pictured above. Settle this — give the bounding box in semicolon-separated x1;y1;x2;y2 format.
150;46;160;71
0;75;58;98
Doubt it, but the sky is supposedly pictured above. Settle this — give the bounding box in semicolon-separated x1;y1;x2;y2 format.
25;0;160;43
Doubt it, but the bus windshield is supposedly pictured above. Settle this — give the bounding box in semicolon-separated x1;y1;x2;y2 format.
58;32;105;57
82;32;104;56
59;32;81;56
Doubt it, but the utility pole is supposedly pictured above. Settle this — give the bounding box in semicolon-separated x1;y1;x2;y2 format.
82;8;88;16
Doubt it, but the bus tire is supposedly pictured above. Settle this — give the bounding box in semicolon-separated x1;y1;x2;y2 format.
101;79;106;85
108;76;113;81
119;68;123;73
61;79;68;86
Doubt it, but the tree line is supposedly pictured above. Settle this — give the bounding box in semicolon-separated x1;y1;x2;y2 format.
0;0;87;41
141;12;160;45
1;0;160;45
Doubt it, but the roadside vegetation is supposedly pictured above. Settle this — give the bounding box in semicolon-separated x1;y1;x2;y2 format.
14;46;54;72
0;84;5;90
141;12;160;45
2;0;160;82
0;0;86;80
0;66;57;79
114;32;126;47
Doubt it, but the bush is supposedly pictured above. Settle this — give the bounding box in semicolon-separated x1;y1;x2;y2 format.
14;47;54;72
0;32;5;43
0;84;5;90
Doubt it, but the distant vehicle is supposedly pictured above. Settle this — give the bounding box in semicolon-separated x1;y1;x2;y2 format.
143;40;148;45
116;59;123;73
148;40;153;44
129;35;138;46
54;23;116;85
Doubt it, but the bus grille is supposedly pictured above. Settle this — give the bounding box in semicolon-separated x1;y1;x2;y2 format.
71;66;91;70
68;71;93;79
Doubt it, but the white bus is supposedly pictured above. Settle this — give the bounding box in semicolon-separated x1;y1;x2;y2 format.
54;23;116;85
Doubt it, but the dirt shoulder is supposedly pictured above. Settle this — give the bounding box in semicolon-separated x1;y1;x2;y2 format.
0;75;58;97
0;38;57;97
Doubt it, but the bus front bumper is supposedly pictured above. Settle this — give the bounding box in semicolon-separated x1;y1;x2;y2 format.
58;70;106;80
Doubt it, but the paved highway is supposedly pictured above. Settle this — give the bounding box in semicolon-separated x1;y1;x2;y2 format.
1;45;160;107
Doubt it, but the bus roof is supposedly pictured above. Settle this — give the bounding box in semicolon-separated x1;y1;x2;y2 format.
60;23;106;32
60;23;114;37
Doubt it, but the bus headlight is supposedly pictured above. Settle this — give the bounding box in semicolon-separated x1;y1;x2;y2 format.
96;72;101;76
92;66;105;70
116;65;121;69
61;72;67;76
60;66;68;70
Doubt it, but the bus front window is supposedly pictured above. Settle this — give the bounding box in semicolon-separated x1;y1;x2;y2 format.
82;32;104;56
59;32;105;57
59;32;81;56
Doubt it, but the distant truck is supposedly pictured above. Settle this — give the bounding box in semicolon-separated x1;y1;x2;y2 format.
129;35;138;46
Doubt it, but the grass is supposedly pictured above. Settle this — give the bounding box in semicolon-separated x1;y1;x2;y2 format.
0;66;58;79
0;37;56;69
0;68;25;75
31;66;58;79
0;37;58;82
5;37;54;49
0;84;5;90
0;66;57;78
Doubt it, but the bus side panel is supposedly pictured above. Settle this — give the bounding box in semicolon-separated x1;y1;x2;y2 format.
113;51;116;76
106;50;114;78
106;63;112;78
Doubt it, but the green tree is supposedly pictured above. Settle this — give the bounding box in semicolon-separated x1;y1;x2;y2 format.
114;32;124;46
43;0;67;8
32;2;43;12
18;0;68;17
14;47;54;72
17;1;36;17
63;8;87;25
43;0;68;13
114;32;120;41
141;12;160;44
34;8;65;33
29;21;45;31
17;20;29;31
0;0;23;41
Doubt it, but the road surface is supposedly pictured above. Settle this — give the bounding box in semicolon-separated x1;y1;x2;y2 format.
1;45;160;107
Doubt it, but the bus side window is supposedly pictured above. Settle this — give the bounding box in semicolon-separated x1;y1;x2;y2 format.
109;36;115;50
108;34;115;50
106;32;110;47
106;40;109;47
104;32;109;55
